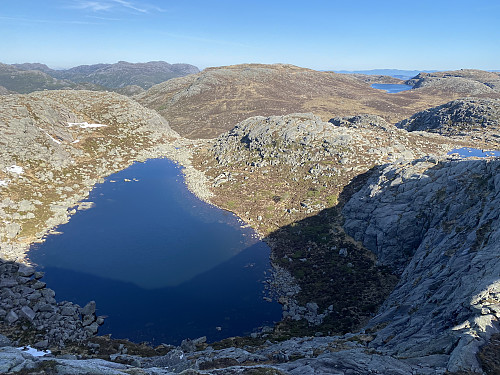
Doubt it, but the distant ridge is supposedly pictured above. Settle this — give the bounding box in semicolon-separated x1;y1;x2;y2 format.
5;61;200;92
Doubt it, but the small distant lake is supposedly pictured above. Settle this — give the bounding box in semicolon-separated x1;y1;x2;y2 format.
448;147;500;158
371;83;413;93
29;158;281;345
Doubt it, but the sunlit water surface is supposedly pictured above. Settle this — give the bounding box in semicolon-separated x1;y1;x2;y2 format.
371;83;413;93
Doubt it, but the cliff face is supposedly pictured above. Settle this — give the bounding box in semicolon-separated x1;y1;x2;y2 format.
343;157;500;372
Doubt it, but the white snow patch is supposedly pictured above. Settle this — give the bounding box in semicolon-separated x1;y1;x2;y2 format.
67;122;108;129
38;127;62;144
17;346;51;357
0;180;8;187
72;139;80;144
6;165;24;174
47;133;62;144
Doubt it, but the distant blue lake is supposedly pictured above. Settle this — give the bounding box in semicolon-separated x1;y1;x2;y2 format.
448;147;500;158
371;83;413;93
29;158;281;345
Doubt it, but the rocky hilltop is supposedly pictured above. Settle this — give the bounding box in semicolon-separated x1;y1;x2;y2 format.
396;98;500;146
136;64;465;139
407;69;500;95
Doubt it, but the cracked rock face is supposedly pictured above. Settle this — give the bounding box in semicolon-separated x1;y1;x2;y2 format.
343;157;500;372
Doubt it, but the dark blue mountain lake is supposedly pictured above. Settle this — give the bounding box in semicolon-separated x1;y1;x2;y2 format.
371;83;413;93
448;147;500;158
29;158;282;345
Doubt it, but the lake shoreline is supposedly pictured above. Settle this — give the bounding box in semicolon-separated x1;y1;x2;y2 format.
2;138;210;264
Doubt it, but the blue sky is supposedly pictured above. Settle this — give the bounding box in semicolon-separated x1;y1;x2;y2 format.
1;0;499;70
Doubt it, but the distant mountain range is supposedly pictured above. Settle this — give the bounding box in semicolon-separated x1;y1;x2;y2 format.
0;61;200;94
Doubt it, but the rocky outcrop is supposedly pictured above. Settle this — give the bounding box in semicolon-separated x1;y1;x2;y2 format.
343;157;500;372
407;69;500;95
212;113;455;170
0;259;103;348
329;113;395;131
396;98;500;144
205;111;462;235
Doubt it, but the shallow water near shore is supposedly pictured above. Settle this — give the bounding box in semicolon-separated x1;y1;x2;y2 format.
448;147;500;158
29;158;281;345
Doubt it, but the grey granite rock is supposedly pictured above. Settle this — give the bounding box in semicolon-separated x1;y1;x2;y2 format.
343;157;500;372
0;258;104;349
396;97;500;143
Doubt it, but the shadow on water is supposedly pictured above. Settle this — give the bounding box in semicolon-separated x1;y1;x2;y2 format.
28;158;281;345
39;241;281;345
